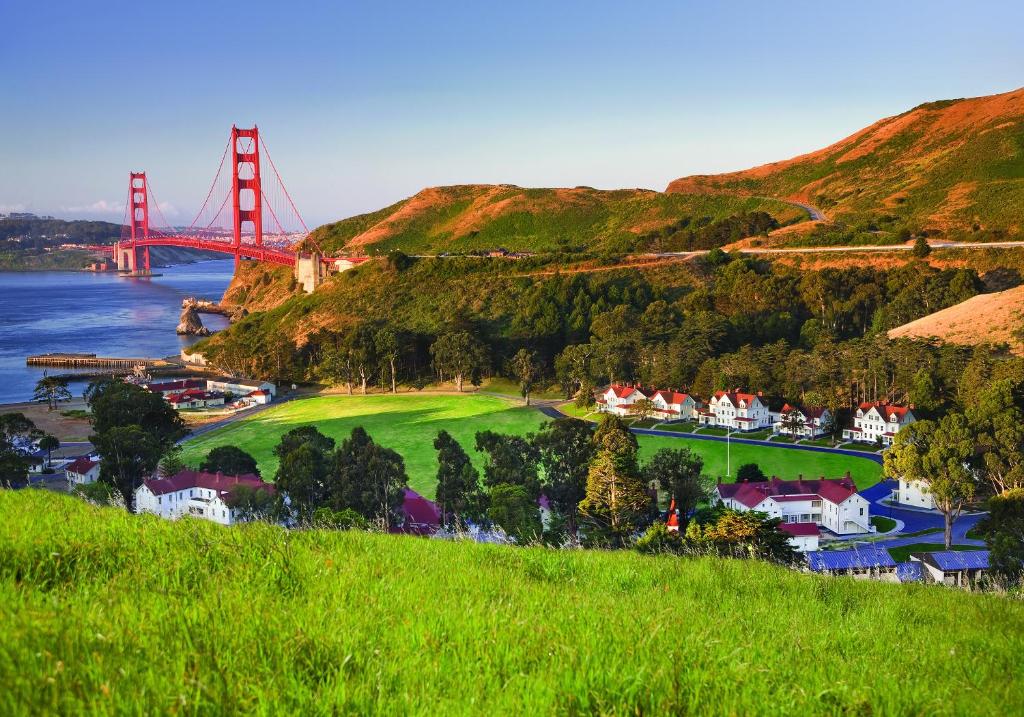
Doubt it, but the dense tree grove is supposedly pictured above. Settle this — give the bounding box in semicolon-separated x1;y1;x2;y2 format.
203;257;988;418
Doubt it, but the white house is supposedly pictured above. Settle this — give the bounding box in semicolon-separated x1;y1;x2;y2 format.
206;378;277;399
715;474;872;535
65;456;100;485
649;390;700;421
894;477;936;509
773;404;833;439
779;522;820;552
166;389;226;410
698;390;771;431
135;469;275;526
246;389;273;405
842;401;916;446
596;384;649;416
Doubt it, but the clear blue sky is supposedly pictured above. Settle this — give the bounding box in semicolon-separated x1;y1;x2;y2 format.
2;0;1022;226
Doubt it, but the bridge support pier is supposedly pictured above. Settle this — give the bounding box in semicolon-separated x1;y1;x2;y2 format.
294;253;324;293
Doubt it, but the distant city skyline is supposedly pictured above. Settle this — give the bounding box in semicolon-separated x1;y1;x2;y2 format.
2;0;1023;225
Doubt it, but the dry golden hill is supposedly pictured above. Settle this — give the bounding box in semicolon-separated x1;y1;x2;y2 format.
888;283;1024;353
307;184;806;256
667;87;1024;236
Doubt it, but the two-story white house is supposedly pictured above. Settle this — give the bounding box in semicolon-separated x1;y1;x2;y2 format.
842;401;916;446
649;390;700;421
714;474;872;535
893;477;936;509
135;469;275;526
596;384;649;416
698;390;771;431
773;404;833;439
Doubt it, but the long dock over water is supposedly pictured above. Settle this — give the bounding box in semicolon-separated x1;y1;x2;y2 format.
26;353;171;369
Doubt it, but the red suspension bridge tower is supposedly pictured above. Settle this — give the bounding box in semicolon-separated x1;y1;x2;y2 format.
102;124;365;289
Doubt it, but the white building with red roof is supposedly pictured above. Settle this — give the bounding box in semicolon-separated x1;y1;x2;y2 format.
779;522;821;552
649;390;700;421
135;470;275;526
698;390;771;431
596;384;650;416
65;456;100;485
773;404;833;438
842;401;916;447
714;474;872;535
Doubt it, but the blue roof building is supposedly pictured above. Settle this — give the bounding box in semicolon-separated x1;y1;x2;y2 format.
912;550;990;587
806;545;899;580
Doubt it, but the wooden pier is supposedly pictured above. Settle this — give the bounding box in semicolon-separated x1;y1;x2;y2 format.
26;353;169;369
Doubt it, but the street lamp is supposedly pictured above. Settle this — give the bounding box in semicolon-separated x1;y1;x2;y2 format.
727;426;732;478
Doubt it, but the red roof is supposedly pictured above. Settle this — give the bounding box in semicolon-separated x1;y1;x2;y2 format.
714;390;763;407
716;476;859;509
147;379;204;393
65;456;98;474
248;389;270;396
606;384;648;400
392;488;441;535
858;401;912;420
779;522;820;537
781;403;828;420
142;470;274;498
652;390;692;406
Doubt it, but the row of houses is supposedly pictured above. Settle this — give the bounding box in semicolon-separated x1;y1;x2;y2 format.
598;384;917;445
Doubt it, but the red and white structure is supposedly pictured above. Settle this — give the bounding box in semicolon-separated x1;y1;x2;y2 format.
842;401;916;446
698;390;771;431
773;404;833;439
135;470;275;526
715;475;872;535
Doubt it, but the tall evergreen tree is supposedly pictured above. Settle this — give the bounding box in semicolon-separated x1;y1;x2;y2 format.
330;427;408;526
434;430;483;527
578;415;651;542
534;418;594;536
475;430;540;498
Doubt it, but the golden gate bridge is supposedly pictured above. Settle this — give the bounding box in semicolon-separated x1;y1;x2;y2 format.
88;125;365;291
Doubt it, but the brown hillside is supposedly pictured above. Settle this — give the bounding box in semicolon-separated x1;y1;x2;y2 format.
888;284;1024;354
667;88;1024;234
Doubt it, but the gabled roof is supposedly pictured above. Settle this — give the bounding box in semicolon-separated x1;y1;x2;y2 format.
604;384;651;400
781;403;829;420
806;545;896;571
916;550;990;571
651;390;692;406
65;456;98;474
142;470;273;498
859;401;913;421
716;476;859;509
714;390;763;407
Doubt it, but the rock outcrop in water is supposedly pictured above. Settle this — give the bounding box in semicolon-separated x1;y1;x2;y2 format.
176;304;210;336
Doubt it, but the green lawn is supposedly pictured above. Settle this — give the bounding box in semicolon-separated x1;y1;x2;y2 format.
887;543;988;563
180;395;884;497
870;516;897;533
180;394;547;498
2;490;1022;715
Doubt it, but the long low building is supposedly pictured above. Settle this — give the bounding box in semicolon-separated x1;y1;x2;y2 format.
715;475;872;535
135;470;275;526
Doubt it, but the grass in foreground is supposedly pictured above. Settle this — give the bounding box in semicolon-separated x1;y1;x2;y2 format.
181;395;883;496
0;491;1021;716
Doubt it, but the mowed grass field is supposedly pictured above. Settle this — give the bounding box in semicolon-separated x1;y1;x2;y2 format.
180;394;882;497
2;490;1022;715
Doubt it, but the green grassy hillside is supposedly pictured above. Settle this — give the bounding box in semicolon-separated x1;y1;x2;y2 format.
308;184;807;255
178;395;882;497
667;87;1024;236
1;490;1021;715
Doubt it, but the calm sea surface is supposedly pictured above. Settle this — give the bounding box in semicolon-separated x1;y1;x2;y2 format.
0;260;234;404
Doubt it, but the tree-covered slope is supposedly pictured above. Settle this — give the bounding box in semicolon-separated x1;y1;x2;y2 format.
309;184;807;255
667;87;1024;236
1;490;1021;715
